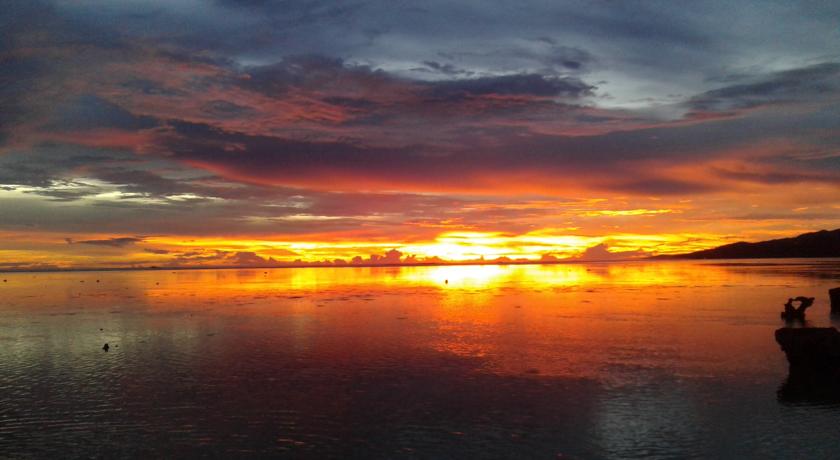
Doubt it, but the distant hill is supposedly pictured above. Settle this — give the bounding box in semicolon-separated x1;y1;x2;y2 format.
664;228;840;259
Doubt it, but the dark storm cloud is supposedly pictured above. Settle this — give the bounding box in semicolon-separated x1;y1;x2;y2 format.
46;95;159;132
1;0;839;247
0;156;61;189
200;100;256;118
0;148;117;189
0;147;194;200
25;184;103;202
231;55;599;133
214;0;271;6
711;166;839;186
607;178;715;195
0;1;154;147
238;55;396;97
426;74;594;99
437;43;597;77
0;56;42;145
688;63;840;114
92;167;201;199
302;192;467;218
119;79;186;97
158;120;415;177
152;118;739;195
320;96;380;110
198;0;708;63
239;50;594;108
416;61;474;77
23;0;838;92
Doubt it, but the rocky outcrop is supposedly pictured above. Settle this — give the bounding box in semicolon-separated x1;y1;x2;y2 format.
776;327;840;403
830;287;840;314
775;327;840;371
779;296;814;321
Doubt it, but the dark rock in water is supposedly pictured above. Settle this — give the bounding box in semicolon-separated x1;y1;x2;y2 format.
775;327;840;403
830;287;840;314
779;296;814;321
775;327;840;371
102;343;110;352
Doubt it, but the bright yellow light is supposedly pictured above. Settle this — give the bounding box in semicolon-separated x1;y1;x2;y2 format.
581;208;675;217
0;227;734;270
406;264;508;287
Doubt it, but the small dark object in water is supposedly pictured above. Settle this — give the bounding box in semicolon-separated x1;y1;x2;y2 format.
96;279;100;283
102;343;110;351
830;287;840;314
2;279;6;282
780;296;814;321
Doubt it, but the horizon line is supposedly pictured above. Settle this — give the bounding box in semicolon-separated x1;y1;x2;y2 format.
5;255;840;274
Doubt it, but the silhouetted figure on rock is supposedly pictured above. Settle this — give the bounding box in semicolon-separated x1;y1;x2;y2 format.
780;296;814;321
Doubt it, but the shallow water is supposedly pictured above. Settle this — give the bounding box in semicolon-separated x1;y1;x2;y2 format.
2;259;840;458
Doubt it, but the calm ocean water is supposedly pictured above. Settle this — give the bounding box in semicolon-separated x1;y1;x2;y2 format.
2;259;840;459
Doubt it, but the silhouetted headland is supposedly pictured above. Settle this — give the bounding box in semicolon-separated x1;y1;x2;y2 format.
659;228;840;260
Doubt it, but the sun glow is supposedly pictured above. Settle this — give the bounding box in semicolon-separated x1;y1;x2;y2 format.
410;264;509;287
141;230;724;265
0;228;732;271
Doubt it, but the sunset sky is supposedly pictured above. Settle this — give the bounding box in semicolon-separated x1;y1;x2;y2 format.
2;0;840;270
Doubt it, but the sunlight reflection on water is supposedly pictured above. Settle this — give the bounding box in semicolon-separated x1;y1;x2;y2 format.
2;259;840;458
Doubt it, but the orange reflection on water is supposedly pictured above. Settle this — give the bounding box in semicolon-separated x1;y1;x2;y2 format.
4;260;837;383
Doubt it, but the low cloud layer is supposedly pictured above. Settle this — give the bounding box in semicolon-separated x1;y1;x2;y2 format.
70;237;145;248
